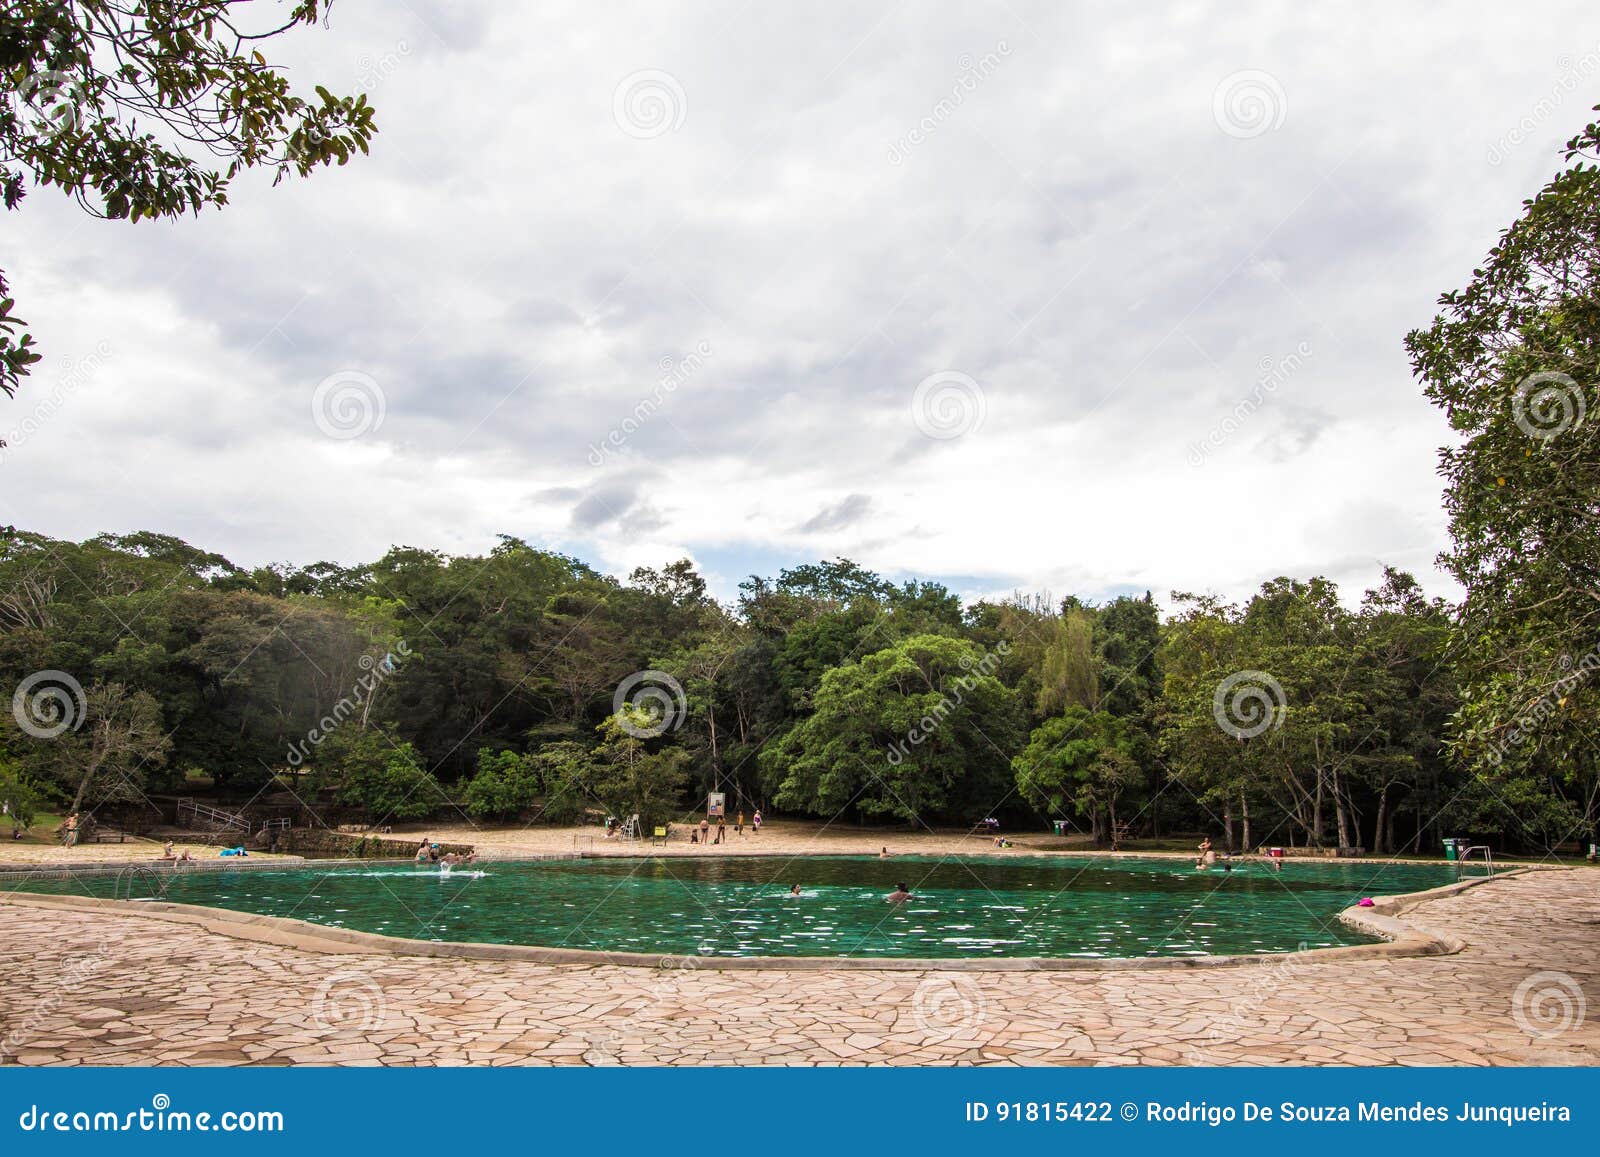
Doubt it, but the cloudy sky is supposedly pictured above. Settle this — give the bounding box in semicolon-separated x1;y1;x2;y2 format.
7;1;1600;609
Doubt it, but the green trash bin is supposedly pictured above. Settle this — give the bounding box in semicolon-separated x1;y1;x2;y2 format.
1443;837;1461;861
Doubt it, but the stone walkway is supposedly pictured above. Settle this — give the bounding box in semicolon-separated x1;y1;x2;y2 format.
1;869;1596;1066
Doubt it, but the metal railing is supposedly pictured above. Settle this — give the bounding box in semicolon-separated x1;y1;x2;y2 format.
175;798;249;834
1458;844;1495;877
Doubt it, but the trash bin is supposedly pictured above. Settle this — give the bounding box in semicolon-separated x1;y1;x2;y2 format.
1051;820;1066;836
1443;837;1461;861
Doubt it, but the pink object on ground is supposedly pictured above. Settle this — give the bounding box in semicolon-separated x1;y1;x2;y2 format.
1357;897;1376;907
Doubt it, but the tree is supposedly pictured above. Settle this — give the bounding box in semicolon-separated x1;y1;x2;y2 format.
584;712;691;830
0;760;45;830
1013;707;1139;844
762;634;1022;825
1407;105;1600;850
337;742;447;822
1;0;378;398
464;741;591;823
13;681;170;812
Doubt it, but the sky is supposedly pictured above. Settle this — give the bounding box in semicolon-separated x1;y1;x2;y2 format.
6;1;1600;611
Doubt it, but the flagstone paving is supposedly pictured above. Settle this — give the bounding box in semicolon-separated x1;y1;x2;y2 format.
1;868;1596;1066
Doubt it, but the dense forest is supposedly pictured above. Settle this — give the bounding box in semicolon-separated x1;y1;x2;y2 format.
1;108;1596;858
0;527;1588;857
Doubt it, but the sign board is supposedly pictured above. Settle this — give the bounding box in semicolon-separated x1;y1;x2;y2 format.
707;792;726;817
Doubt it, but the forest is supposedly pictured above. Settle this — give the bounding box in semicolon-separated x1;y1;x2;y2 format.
0;526;1590;857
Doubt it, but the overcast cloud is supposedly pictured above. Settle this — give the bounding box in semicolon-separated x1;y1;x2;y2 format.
6;1;1600;608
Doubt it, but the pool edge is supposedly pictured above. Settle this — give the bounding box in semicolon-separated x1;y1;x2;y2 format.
0;867;1534;972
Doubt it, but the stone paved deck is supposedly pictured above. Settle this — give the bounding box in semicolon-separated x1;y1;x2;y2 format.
1;869;1596;1067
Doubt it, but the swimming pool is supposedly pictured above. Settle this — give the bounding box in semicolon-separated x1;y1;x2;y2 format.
3;855;1467;959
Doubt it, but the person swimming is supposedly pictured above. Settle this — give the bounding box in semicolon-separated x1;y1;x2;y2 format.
789;884;802;897
885;882;913;903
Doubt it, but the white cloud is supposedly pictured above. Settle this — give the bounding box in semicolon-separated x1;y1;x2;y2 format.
7;0;1598;609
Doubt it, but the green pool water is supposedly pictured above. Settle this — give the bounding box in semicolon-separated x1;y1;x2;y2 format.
3;855;1468;959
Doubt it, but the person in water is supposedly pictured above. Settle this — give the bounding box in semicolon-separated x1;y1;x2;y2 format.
789;884;802;897
879;846;893;859
886;882;913;903
416;839;431;863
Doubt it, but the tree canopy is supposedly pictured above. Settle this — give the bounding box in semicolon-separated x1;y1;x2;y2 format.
1;0;377;398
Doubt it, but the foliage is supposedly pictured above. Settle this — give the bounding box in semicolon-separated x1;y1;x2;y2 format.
0;0;376;397
1407;104;1600;845
336;742;446;823
762;634;1022;825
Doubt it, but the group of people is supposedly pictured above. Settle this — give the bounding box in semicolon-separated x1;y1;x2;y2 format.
690;809;762;845
414;838;476;866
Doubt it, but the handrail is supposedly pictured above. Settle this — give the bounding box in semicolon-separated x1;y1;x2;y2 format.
1458;844;1494;877
175;798;249;832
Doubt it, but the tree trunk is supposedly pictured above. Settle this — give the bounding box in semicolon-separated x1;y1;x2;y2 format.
1332;765;1352;849
1373;787;1390;855
1240;792;1252;853
1312;769;1324;849
1222;799;1235;854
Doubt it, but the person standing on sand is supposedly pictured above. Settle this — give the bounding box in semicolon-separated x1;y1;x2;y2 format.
736;810;744;835
62;812;78;847
700;817;711;844
752;809;762;835
716;816;727;845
